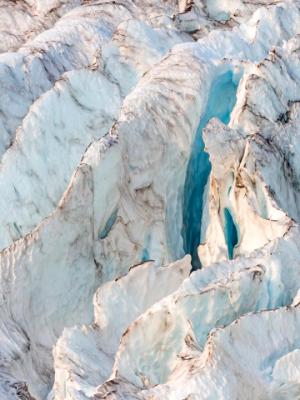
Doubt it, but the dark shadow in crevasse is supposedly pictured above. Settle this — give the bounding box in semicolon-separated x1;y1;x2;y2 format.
224;207;238;260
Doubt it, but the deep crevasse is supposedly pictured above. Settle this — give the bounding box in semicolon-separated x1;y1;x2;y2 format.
182;70;239;268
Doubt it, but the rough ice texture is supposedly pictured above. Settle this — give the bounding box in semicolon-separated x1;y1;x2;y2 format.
1;1;300;400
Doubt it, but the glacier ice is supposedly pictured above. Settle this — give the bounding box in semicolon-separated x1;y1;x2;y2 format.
182;70;239;268
1;1;300;400
223;207;238;259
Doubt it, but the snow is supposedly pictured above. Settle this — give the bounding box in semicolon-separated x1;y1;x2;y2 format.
1;1;300;400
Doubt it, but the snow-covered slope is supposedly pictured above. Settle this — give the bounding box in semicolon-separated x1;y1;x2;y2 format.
1;1;300;400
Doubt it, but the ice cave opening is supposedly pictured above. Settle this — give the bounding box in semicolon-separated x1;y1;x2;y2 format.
182;70;239;269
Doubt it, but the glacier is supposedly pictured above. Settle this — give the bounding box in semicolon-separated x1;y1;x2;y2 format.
0;0;300;400
182;70;239;268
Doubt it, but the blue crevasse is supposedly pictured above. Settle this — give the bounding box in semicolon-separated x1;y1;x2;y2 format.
182;70;239;269
141;248;150;262
224;207;238;259
98;209;118;240
141;233;151;262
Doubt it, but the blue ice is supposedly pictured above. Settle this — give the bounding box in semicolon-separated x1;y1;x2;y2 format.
182;70;239;269
224;207;238;259
141;248;150;262
98;209;118;240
